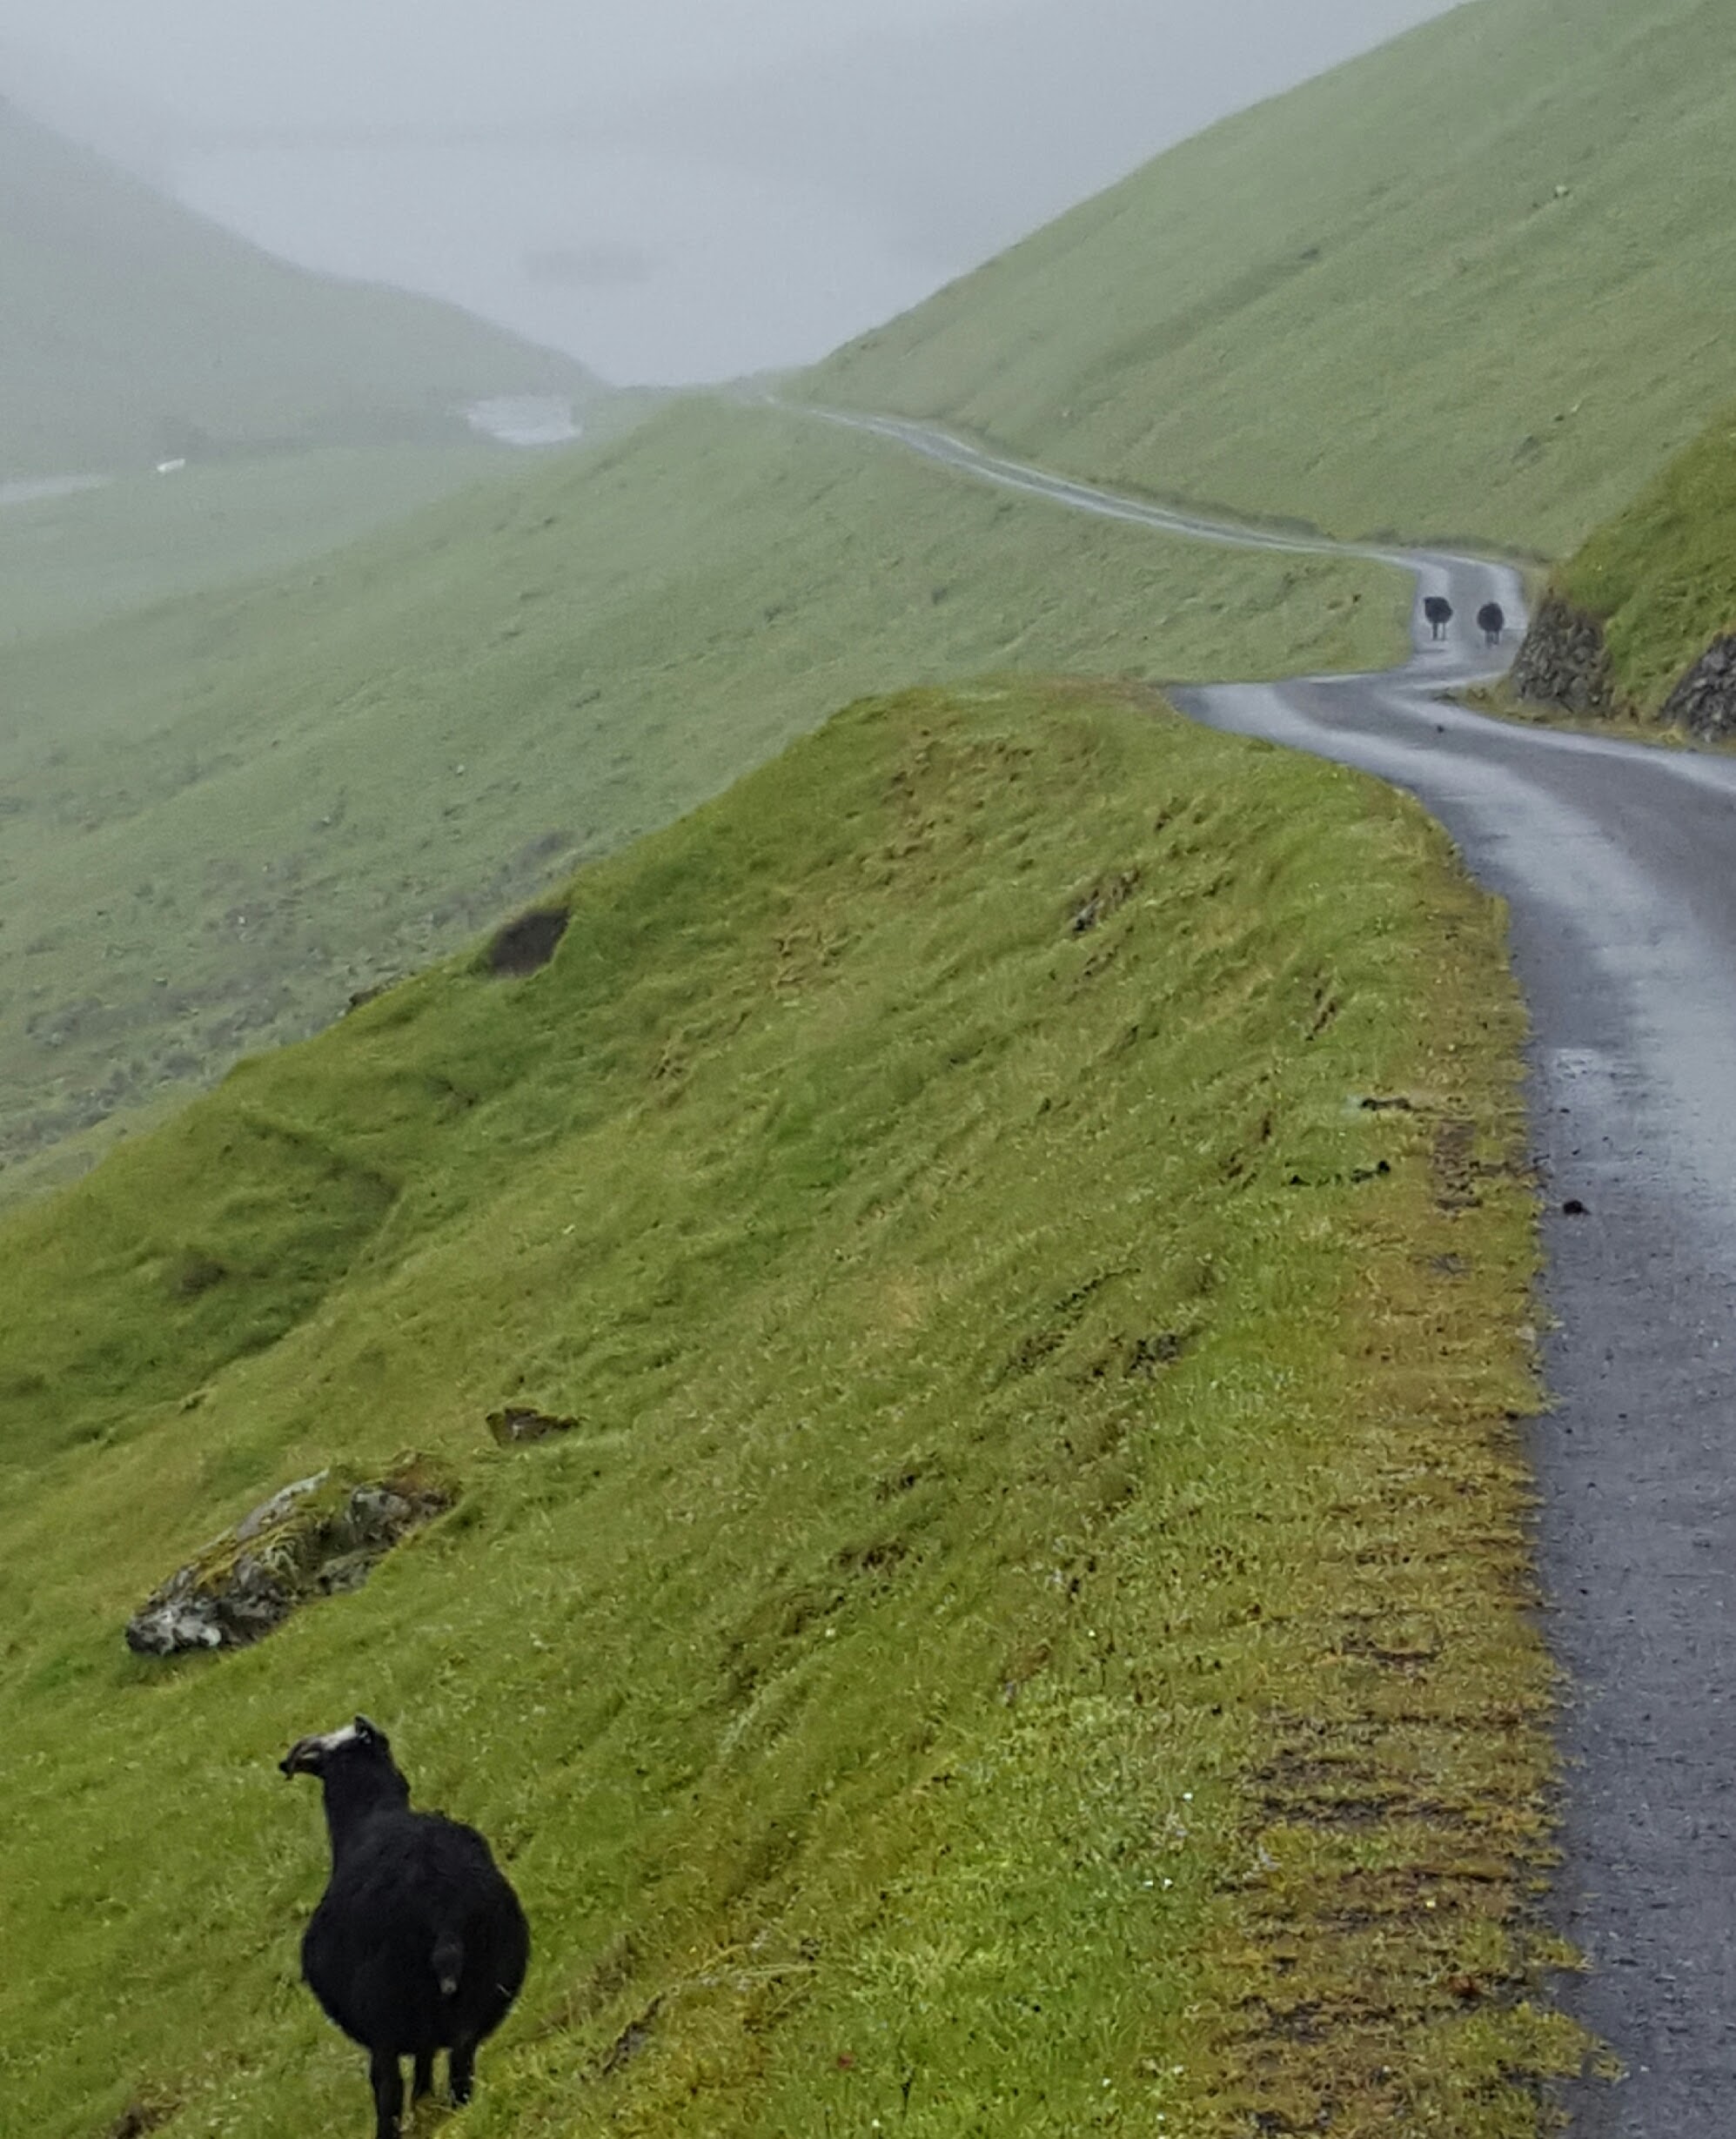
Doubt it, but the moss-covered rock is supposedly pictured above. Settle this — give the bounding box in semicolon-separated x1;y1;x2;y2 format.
124;1452;457;1656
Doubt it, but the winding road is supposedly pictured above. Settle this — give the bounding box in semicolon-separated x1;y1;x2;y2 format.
812;405;1736;2133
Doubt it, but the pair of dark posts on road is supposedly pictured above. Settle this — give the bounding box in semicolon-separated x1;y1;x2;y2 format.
1424;594;1506;647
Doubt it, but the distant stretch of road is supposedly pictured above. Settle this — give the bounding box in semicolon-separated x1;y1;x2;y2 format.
805;403;1736;2136
0;473;106;510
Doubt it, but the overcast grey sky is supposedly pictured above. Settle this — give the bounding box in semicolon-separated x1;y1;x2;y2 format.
2;0;1461;384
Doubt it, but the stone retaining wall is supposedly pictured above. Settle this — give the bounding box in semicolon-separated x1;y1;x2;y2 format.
1661;634;1736;741
1510;590;1619;715
1513;589;1736;743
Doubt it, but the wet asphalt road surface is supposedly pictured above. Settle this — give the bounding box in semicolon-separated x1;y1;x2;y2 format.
808;406;1736;2131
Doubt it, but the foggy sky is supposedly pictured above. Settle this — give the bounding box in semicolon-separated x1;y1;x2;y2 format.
3;0;1461;385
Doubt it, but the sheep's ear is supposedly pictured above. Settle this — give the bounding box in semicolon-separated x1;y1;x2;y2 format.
355;1713;385;1744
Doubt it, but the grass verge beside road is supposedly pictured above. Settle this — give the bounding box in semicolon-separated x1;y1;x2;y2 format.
0;677;1582;2136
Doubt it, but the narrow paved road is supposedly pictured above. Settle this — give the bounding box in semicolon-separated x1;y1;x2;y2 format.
810;405;1736;2132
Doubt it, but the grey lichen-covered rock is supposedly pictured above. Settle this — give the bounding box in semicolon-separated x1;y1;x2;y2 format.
1662;633;1736;741
234;1471;328;1541
1510;590;1619;715
124;1453;458;1657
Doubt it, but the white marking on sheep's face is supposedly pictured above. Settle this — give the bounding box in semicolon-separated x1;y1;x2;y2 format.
280;1714;387;1776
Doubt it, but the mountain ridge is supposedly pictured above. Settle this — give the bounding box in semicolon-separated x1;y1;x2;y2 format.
0;97;599;477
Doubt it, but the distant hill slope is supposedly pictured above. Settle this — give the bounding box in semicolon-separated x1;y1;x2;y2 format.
804;0;1736;558
1510;406;1736;731
0;99;598;476
0;396;1404;1190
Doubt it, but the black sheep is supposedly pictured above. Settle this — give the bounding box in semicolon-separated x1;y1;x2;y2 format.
281;1715;529;2138
1477;600;1506;647
1423;594;1454;641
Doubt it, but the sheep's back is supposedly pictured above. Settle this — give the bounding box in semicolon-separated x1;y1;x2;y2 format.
303;1810;529;2054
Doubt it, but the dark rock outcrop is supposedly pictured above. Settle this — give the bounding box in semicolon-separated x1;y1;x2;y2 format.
125;1454;457;1656
1510;590;1618;715
486;905;569;976
1515;592;1736;742
486;1404;580;1446
1662;634;1736;741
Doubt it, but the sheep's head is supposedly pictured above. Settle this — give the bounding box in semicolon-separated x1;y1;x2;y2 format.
279;1713;392;1779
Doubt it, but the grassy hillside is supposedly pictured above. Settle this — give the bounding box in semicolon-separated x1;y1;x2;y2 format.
0;678;1580;2137
0;397;1404;1191
0;388;667;654
0;99;594;478
805;0;1736;558
0;443;514;647
1552;404;1736;712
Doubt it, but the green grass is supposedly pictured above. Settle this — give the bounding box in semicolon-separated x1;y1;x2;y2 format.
0;101;594;479
1552;403;1736;712
0;677;1582;2137
0;396;1404;1188
804;0;1736;559
0;444;519;647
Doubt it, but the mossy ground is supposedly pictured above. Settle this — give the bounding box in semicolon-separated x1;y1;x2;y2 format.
0;679;1582;2136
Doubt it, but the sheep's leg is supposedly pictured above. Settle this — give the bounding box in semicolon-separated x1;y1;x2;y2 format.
412;2050;435;2100
370;2048;405;2138
450;2040;477;2106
